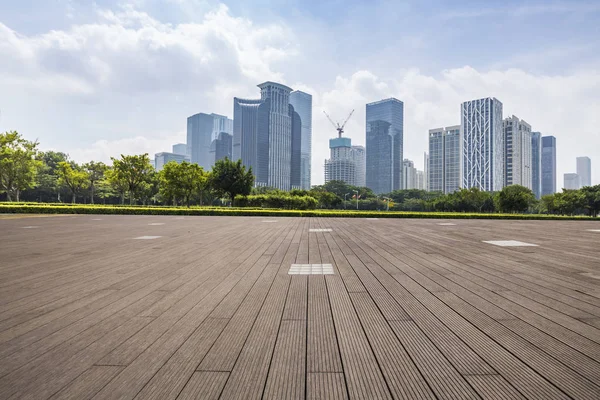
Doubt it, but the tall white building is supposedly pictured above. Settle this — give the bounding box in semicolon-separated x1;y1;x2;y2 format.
423;152;429;191
564;173;580;190
324;138;365;187
352;145;366;187
461;98;504;191
289;91;313;190
577;157;591;187
403;159;417;190
154;152;189;171
428;126;461;193
187;113;232;170
504;116;532;189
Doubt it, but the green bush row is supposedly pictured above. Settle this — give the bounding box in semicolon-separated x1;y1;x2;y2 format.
234;194;318;210
1;204;598;220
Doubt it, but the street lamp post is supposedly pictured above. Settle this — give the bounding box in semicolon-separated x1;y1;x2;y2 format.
344;193;350;209
353;190;359;210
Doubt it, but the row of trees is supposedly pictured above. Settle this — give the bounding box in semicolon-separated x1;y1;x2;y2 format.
0;131;253;206
2;131;598;215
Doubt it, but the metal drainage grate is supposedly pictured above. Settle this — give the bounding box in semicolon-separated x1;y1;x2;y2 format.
289;264;334;275
309;229;332;232
483;240;538;247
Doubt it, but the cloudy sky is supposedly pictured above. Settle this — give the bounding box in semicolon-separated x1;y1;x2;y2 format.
1;0;599;186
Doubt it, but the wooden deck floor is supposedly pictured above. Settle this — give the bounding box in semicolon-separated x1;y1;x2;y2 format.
1;215;599;399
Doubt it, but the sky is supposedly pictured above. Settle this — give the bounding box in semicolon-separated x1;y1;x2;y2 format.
0;0;599;186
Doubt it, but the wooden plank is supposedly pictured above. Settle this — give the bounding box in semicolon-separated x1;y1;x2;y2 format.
307;373;348;400
50;366;123;400
465;374;526;400
177;371;229;400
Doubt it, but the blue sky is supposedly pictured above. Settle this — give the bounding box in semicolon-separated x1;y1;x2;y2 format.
0;0;599;185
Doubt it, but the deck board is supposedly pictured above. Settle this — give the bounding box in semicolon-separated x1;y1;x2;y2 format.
0;216;599;399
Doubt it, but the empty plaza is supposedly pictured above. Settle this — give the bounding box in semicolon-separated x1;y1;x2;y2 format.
1;215;599;399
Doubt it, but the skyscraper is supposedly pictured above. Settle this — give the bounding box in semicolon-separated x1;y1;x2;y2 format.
325;137;356;185
577;156;591;187
503;116;532;190
352;145;366;187
461;97;504;191
541;136;557;196
423;152;429;191
233;82;301;190
428;125;461;194
402;159;417;190
289;91;312;190
531;132;542;199
172;143;187;156
187;113;232;170
564;173;580;190
154;152;188;171
210;132;233;164
366;98;404;194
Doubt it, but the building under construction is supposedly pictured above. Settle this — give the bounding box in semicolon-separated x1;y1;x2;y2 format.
323;110;366;186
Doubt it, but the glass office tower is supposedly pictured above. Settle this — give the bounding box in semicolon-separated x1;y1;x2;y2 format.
541;136;557;196
289;91;312;190
365;98;404;194
531;132;542;198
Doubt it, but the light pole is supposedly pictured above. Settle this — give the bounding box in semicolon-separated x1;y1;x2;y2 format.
353;190;359;210
344;193;350;209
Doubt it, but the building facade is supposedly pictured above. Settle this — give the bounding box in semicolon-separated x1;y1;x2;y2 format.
403;159;417;190
564;173;580;190
531;132;542;198
366;98;404;194
154;152;189;171
187;113;232;170
289;91;313;190
172;143;187;156
352;145;366;187
577;156;591;187
210;132;233;164
233;82;301;190
428;125;461;194
504;116;532;189
325;137;356;185
541;136;557;196
461;98;504;191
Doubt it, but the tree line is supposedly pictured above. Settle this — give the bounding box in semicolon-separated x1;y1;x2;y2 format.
1;131;598;215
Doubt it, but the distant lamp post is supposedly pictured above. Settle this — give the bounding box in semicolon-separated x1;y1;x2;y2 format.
353;190;359;210
344;193;350;209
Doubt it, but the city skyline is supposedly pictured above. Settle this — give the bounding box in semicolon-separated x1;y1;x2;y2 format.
0;1;598;186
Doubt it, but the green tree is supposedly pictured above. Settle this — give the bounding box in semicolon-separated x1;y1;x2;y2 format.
556;190;586;215
110;154;154;205
159;161;207;206
0;131;42;201
495;185;535;213
208;158;254;204
84;161;108;204
56;162;89;203
581;185;600;217
106;167;128;204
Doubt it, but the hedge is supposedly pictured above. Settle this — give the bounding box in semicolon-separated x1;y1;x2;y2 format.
1;203;598;220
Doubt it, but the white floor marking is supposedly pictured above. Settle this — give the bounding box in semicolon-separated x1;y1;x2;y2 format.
438;223;456;226
366;218;379;220
148;223;165;226
580;272;600;280
483;240;538;247
586;229;600;232
22;226;39;229
133;236;162;240
262;220;278;223
92;218;102;221
309;228;332;232
289;264;335;275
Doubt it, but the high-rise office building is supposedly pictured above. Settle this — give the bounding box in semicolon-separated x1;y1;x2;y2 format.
531;132;542;198
187;113;232;170
577;156;591;187
210;132;233;164
172;143;187;156
403;159;417;190
154;152;189;171
352;145;366;187
366;98;404;194
503;116;532;189
461;97;504;191
233;82;302;190
325;137;356;185
423;152;429;191
289;91;312;190
564;173;580;190
428;125;461;194
416;170;425;190
541;136;557;196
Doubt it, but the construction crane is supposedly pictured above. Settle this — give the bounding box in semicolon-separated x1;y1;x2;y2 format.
323;109;354;138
